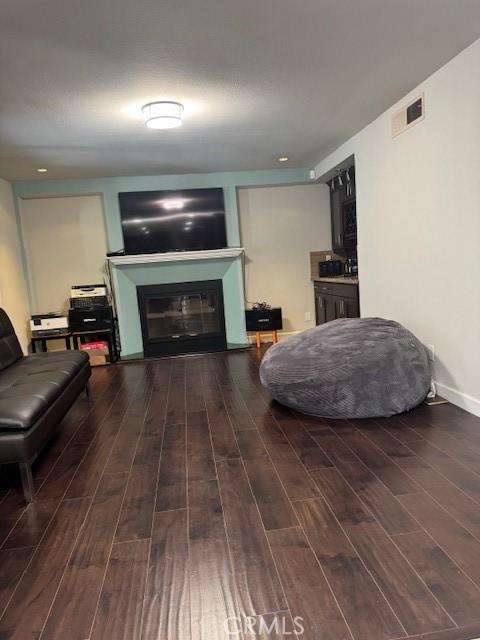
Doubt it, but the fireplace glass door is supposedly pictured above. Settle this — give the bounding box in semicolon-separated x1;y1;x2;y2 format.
145;292;222;339
137;280;227;356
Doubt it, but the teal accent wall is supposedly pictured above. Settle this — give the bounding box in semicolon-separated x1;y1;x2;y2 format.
13;169;310;250
12;168;310;355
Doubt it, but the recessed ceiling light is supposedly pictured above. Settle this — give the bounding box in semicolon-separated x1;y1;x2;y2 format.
142;101;184;130
36;168;48;173
277;156;289;162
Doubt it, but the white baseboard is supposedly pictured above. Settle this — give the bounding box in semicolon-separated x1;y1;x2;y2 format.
247;330;300;344
434;381;480;417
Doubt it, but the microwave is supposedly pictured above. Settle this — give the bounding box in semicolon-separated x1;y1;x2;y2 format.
318;260;343;277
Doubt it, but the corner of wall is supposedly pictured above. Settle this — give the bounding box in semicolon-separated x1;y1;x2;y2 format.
0;178;30;352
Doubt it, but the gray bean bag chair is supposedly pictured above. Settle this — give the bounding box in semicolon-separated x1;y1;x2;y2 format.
260;318;430;419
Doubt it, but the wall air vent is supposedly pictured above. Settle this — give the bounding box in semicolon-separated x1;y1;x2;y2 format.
392;93;425;138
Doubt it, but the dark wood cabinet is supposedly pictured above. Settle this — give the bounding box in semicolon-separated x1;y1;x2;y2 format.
314;281;359;326
315;292;336;325
314;292;326;325
335;296;359;319
330;165;356;257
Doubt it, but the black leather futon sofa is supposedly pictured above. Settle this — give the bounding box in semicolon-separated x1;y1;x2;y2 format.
0;309;91;502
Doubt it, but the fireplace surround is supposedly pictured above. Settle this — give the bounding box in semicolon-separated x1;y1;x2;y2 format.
137;280;227;357
106;247;247;357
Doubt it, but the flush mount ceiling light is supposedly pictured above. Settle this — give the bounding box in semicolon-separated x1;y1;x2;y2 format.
142;101;184;130
277;156;289;162
36;167;48;173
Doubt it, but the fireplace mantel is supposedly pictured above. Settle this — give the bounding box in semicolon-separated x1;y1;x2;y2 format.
106;246;247;356
107;247;244;266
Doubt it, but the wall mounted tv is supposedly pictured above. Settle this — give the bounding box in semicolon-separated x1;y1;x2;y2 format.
119;187;227;255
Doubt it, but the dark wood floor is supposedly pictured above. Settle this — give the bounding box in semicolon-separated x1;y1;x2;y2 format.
1;348;480;639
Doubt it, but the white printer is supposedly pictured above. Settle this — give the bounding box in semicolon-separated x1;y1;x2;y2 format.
30;313;69;337
70;284;106;299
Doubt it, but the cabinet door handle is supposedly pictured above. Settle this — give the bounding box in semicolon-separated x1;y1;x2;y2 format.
319;297;323;309
337;233;342;245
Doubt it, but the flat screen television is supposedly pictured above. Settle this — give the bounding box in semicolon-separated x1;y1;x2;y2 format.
119;187;227;255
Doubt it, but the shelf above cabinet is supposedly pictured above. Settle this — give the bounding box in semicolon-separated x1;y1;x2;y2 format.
312;276;359;285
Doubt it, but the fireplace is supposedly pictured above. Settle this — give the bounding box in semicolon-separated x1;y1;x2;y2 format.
137;280;227;357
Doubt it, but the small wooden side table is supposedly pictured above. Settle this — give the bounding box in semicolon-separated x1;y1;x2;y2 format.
245;308;283;349
255;329;278;348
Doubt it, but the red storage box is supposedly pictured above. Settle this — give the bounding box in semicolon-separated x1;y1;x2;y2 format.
80;341;109;366
79;341;108;350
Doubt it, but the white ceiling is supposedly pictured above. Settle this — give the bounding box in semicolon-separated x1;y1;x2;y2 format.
1;0;479;181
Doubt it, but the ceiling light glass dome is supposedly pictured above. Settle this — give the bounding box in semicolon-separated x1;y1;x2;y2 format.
142;101;184;130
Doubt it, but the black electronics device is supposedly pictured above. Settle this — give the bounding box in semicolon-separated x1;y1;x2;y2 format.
319;260;343;277
68;307;113;332
245;308;283;332
70;284;109;311
70;296;108;310
119;188;227;255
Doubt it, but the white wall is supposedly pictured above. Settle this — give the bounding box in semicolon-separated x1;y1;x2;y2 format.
314;39;480;414
0;178;30;351
19;195;108;314
238;184;331;335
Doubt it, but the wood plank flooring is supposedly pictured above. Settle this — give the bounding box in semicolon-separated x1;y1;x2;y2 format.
1;349;480;639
